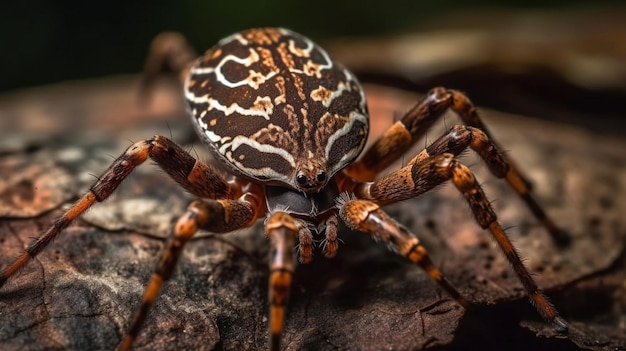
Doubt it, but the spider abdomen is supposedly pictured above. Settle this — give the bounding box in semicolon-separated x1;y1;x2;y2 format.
185;28;369;192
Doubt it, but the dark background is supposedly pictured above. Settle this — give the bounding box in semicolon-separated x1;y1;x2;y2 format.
0;2;624;350
1;0;623;91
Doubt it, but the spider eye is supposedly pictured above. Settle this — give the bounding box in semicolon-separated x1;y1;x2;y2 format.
316;171;327;182
296;174;308;185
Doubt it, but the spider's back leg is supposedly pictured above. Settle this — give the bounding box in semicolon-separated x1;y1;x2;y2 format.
139;32;197;102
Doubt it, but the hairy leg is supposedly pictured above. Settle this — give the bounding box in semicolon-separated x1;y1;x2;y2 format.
0;135;232;288
350;153;567;332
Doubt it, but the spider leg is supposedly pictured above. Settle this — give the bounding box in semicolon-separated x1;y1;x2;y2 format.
337;197;470;308
344;87;453;182
421;124;568;244
351;153;568;332
0;135;232;288
265;211;298;351
120;196;261;351
139;32;197;101
345;87;525;183
344;87;569;245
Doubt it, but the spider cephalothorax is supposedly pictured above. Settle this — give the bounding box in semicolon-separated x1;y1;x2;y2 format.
0;28;569;351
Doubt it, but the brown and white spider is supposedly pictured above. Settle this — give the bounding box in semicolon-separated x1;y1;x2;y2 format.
0;28;569;350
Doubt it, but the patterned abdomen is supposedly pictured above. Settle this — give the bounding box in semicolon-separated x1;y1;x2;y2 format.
185;28;369;192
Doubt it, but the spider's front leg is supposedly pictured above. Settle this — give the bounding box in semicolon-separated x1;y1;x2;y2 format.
265;211;299;351
0;135;231;288
424;124;570;245
338;195;470;309
344;87;569;245
120;194;263;350
0;134;266;349
342;152;568;332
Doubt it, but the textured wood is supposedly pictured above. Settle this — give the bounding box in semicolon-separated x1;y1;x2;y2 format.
0;77;624;351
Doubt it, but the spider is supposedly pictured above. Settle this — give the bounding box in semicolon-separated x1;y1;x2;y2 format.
0;28;569;350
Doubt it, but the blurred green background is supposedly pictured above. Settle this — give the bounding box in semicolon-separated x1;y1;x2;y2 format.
1;0;623;92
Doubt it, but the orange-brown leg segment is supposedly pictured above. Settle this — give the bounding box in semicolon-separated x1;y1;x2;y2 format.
421;125;569;245
345;87;520;183
0;134;231;288
447;159;568;332
265;211;298;351
344;87;453;182
343;87;569;245
120;197;260;351
337;197;470;308
353;153;568;332
447;89;532;188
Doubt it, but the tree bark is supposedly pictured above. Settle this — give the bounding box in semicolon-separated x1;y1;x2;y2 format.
0;77;624;351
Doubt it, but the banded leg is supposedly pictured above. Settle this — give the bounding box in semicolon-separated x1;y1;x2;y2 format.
446;89;531;186
345;87;568;245
345;87;525;183
344;87;453;182
0;135;231;288
419;125;569;245
265;212;298;351
120;197;260;351
355;153;568;332
337;197;470;308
